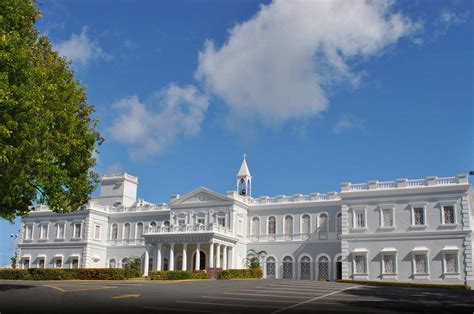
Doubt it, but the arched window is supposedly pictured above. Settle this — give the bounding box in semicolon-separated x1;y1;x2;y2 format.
121;258;128;269
150;221;157;227
163;258;169;271
177;255;183;270
318;256;329;281
136;222;144;239
282;256;294;279
319;213;328;233
123;223;131;240
109;259;116;268
300;256;311;280
251;217;260;235
268;217;276;235
163;220;170;227
266;257;276;279
301;215;310;234
284;216;293;234
336;213;342;233
111;224;118;240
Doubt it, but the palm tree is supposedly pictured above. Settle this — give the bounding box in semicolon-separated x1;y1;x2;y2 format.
245;249;267;269
123;256;141;271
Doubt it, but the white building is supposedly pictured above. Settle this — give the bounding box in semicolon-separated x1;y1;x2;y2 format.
17;157;474;285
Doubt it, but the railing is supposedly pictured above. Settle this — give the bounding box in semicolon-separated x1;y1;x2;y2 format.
342;175;467;192
145;224;233;236
248;232;334;242
108;238;145;246
246;193;340;205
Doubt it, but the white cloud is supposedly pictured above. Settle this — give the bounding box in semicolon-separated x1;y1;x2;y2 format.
439;9;466;26
108;85;209;159
54;27;107;67
333;113;364;134
196;0;419;129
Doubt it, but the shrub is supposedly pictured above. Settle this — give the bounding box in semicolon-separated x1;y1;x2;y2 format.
149;270;209;280
0;268;141;280
218;269;263;280
336;279;470;290
0;269;32;280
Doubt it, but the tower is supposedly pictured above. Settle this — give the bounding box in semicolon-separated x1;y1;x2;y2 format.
236;154;252;196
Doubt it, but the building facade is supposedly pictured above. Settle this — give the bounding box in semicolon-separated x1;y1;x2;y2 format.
17;158;474;285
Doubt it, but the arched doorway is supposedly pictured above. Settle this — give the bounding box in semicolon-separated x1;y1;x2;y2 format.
265;256;276;279
317;255;329;281
300;256;311;280
282;256;294;279
192;250;206;270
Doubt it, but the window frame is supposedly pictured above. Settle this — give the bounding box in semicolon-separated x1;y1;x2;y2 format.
94;224;102;240
56;222;66;240
409;203;427;229
380;248;397;279
411;248;430;279
72;222;83;240
351;206;367;230
440;201;457;227
317;212;329;233
267;216;276;235
24;224;34;241
39;223;49;241
283;214;294;235
378;204;396;229
352;249;368;279
442;247;460;278
250;216;261;235
300;213;311;234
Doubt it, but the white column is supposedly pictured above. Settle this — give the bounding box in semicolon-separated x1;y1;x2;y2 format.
143;247;150;277
156;243;162;271
169;243;175;271
209;242;214;268
229;246;234;269
216;244;221;268
182;243;187;270
222;245;227;270
195;243;201;270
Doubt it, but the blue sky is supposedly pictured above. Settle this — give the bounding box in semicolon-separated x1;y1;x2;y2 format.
0;0;472;259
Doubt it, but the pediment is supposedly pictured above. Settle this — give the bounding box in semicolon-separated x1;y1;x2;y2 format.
171;187;231;205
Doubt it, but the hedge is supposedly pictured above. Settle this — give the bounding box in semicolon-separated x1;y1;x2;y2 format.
336;279;470;290
148;270;209;280
218;268;263;280
0;268;141;280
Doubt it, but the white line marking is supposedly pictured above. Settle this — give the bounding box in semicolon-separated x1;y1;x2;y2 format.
176;301;281;309
243;289;327;295
272;285;360;313
257;286;344;292
202;296;295;303
223;292;308;299
144;306;217;313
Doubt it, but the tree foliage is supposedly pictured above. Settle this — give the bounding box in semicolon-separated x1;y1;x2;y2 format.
122;257;141;271
0;0;102;220
245;249;267;269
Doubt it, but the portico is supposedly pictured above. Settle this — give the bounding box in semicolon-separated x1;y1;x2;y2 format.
142;233;236;276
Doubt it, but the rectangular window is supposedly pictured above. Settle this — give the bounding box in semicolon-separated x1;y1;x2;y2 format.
354;255;366;274
197;218;205;225
38;258;45;269
56;224;65;239
356;211;365;228
445;253;458;274
383;255;396;274
71;258;79;269
415;254;428;274
217;217;226;227
73;223;82;238
443;206;455;224
24;225;33;240
178;218;186;226
23;259;30;269
54;258;62;269
94;225;101;240
414;208;425;225
40;224;48;240
382;209;393;227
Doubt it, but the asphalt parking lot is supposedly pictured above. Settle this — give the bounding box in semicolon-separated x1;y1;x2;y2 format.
0;279;473;313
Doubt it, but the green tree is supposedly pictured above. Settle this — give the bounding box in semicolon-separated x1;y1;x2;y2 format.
10;253;16;269
0;0;102;220
122;256;141;271
245;249;267;269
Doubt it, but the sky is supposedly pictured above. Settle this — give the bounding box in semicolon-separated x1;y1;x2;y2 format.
1;0;473;261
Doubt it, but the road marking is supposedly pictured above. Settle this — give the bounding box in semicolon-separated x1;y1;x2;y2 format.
202;296;295;303
243;289;326;295
257;286;344;292
272;285;359;313
176;301;281;309
112;294;140;299
144;306;217;313
43;284;117;293
223;292;308;299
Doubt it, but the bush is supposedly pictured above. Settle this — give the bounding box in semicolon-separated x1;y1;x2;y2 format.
336;279;470;290
218;269;263;280
148;270;209;280
0;268;142;280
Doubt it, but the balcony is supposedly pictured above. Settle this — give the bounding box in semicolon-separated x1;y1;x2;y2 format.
145;224;233;236
108;238;145;246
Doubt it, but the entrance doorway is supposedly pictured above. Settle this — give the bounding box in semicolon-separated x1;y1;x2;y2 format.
336;256;342;280
192;250;206;270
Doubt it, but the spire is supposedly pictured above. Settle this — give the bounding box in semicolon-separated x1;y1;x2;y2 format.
237;154;252;178
236;154;252;196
